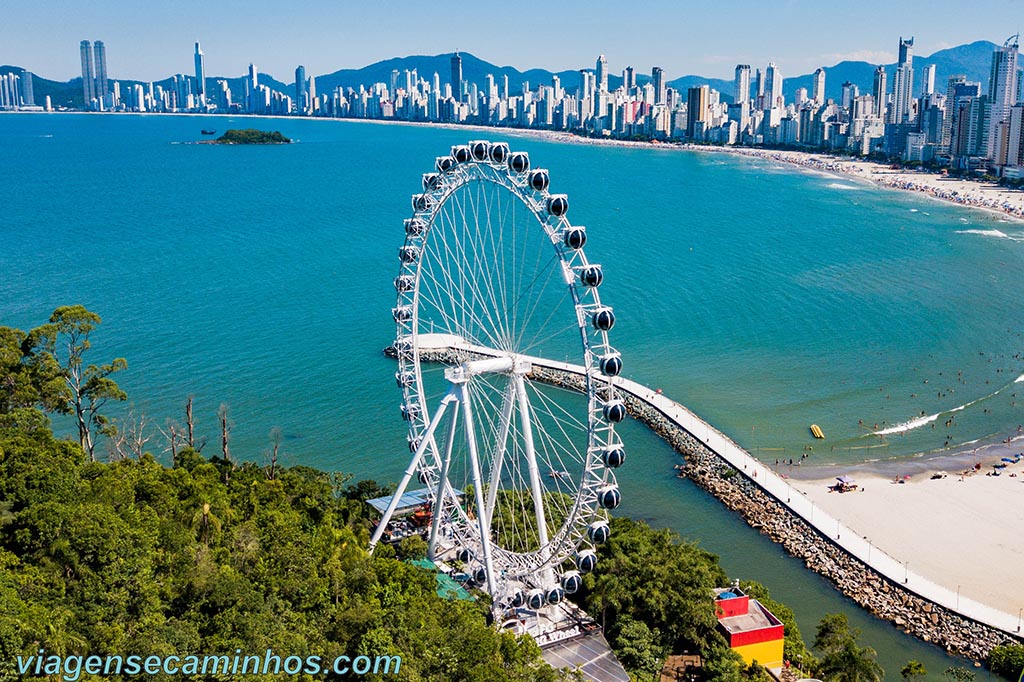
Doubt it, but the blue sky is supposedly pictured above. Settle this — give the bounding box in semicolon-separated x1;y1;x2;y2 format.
3;0;1020;82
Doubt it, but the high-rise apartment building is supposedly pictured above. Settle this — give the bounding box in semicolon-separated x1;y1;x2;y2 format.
450;52;462;98
841;81;859;110
93;41;109;102
764;62;782;109
21;70;34;107
873;66;888;119
596;54;608;93
296;65;307;113
194;42;206;100
686;85;709;138
652;66;665;105
941;76;980;153
812;68;826;106
623;66;635;92
80;40;95;105
891;37;914;123
734;65;750;105
986;37;1019;160
921;64;936;96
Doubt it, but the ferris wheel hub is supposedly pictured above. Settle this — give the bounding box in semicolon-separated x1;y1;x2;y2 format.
444;354;531;383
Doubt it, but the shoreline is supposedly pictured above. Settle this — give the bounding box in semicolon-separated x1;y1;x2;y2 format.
518;356;1023;659
12;110;1024;222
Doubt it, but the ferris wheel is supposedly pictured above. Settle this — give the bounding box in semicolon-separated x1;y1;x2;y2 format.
370;139;626;615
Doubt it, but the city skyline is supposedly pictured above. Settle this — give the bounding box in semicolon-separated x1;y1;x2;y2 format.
2;0;1021;82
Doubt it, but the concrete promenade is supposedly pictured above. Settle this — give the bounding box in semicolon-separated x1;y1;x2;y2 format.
416;335;1023;637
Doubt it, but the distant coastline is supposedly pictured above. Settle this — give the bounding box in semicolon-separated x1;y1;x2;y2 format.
8;110;1024;224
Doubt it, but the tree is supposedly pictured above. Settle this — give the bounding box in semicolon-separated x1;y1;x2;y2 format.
901;660;927;681
813;613;883;682
217;402;232;463
611;616;664;676
27;305;127;460
0;325;65;414
104;406;152;460
988;645;1024;680
943;667;976;681
267;426;282;480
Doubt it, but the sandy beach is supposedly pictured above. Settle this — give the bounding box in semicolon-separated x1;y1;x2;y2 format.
514;127;1024;223
699;146;1024;222
789;453;1024;613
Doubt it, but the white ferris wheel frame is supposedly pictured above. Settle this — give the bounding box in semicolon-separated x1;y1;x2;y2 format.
370;140;625;607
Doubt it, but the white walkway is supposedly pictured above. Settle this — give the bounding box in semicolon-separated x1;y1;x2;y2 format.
420;338;1023;637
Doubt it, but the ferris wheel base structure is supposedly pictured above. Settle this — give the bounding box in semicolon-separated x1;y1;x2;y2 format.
375;140;631;680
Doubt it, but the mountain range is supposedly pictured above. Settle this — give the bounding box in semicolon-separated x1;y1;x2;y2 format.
0;40;1002;110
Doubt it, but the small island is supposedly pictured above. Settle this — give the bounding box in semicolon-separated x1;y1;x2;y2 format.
212;128;291;144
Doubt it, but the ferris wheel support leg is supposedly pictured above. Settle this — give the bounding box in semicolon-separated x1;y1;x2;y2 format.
458;383;498;598
483;380;517;530
427;404;460;561
369;391;456;555
514;374;552;580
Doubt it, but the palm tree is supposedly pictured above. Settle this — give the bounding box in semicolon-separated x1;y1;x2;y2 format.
191;502;222;546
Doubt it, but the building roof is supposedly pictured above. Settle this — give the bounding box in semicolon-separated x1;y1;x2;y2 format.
366;487;462;516
717;599;783;634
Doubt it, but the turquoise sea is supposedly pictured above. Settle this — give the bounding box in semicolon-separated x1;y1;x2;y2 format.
2;112;1018;677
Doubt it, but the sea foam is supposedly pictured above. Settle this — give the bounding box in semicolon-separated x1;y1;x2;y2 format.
955;228;1024;241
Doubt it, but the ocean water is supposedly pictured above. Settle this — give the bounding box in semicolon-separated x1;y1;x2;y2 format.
0;113;1011;677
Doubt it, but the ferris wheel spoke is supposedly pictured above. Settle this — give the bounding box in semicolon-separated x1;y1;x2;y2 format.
449;182;513;351
419;225;507;351
477;178;518;350
463;181;515;351
521;383;587;498
514;263;572;353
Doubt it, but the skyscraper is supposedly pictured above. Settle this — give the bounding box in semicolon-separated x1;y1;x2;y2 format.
734;65;750;105
596;54;608;93
764;62;782;109
841;82;859;110
986;37;1019;159
734;65;751;129
652;66;665;105
80;40;95;106
623;66;635;92
812;68;825;106
194;42;206;100
941;75;980;153
247;63;259;112
921;64;936;97
450;52;462;98
296;65;307;113
891;37;914;123
686;85;709;139
21;70;34;107
93;41;108;102
873;66;888;119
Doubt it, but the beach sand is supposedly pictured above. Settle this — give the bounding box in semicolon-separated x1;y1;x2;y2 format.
683;146;1024;222
789;457;1024;612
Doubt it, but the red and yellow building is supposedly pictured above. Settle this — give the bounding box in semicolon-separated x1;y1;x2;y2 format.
714;586;785;668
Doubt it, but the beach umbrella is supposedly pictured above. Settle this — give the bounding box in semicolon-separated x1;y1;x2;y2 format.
1001;457;1015;463
836;476;855;484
